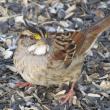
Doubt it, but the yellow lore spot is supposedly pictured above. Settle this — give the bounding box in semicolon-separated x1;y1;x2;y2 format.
33;33;41;40
45;33;48;38
33;33;48;40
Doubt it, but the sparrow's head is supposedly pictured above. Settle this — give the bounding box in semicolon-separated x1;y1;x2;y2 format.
19;23;50;56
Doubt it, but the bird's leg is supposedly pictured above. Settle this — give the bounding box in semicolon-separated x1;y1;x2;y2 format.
60;81;76;105
16;82;32;87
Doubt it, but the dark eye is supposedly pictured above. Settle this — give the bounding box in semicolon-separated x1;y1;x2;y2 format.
30;36;34;40
21;34;26;38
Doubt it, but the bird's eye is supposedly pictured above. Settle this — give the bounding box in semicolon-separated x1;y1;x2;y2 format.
33;33;41;40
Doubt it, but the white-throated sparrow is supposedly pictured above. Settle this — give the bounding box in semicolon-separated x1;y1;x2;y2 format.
13;15;110;103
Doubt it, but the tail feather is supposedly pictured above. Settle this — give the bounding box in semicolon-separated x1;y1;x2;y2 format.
78;15;110;55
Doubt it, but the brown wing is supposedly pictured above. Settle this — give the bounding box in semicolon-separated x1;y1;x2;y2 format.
51;32;77;67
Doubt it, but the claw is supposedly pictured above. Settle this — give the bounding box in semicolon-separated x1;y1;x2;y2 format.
60;89;74;104
60;81;76;105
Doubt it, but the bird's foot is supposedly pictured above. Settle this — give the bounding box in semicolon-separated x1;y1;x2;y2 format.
60;89;74;105
59;81;76;105
16;82;32;88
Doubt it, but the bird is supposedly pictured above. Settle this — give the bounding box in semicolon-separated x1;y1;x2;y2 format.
13;15;110;104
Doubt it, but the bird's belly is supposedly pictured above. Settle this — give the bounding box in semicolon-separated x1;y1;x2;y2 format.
14;49;83;86
14;50;50;85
